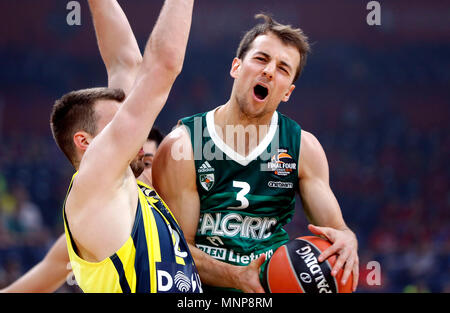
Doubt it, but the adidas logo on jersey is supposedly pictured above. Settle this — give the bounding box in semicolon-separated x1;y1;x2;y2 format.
198;162;215;191
197;161;215;173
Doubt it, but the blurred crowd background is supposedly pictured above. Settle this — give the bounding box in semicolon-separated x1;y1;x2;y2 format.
0;0;448;293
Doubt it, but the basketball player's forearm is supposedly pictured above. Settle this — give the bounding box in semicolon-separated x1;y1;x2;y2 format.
140;0;193;74
300;179;348;230
88;0;142;93
1;234;70;293
120;0;194;123
1;261;68;293
188;243;239;288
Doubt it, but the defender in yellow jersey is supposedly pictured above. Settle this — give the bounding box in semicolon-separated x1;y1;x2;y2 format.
0;130;182;293
48;0;197;293
1;0;192;292
63;175;202;293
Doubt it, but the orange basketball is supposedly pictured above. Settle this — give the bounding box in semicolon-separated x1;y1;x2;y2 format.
262;236;353;293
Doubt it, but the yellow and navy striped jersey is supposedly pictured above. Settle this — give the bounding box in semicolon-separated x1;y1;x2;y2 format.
63;173;202;293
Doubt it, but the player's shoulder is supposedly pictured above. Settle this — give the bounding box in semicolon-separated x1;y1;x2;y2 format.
299;129;329;176
157;109;211;160
153;125;197;193
158;124;191;152
300;130;326;158
153;125;194;173
178;111;208;126
301;130;321;149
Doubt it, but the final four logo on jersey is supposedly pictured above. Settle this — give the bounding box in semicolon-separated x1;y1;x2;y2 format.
198;161;215;191
266;148;296;176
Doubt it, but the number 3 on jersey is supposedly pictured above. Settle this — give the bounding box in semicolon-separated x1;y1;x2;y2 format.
228;181;250;209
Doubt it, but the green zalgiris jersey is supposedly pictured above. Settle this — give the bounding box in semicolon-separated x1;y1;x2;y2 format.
179;109;301;291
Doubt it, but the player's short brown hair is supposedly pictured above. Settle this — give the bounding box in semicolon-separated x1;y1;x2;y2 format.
236;13;311;82
148;127;165;147
50;87;125;166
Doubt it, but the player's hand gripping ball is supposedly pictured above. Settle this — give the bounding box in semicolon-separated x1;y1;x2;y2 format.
262;236;353;293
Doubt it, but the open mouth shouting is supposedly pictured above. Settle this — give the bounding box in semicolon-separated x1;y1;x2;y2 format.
253;83;269;102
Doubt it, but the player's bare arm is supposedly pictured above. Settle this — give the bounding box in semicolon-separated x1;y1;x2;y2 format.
66;0;194;262
0;235;69;293
298;130;359;291
153;126;266;293
88;0;142;94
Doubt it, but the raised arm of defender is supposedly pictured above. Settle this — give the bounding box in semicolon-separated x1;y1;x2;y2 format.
88;0;142;95
76;0;193;188
67;0;193;263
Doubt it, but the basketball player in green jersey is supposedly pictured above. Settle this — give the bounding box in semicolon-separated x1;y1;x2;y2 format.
0;130;164;293
152;15;359;292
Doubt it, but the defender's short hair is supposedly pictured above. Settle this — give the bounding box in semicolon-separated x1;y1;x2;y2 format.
236;13;311;82
50;87;126;166
148;127;165;147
